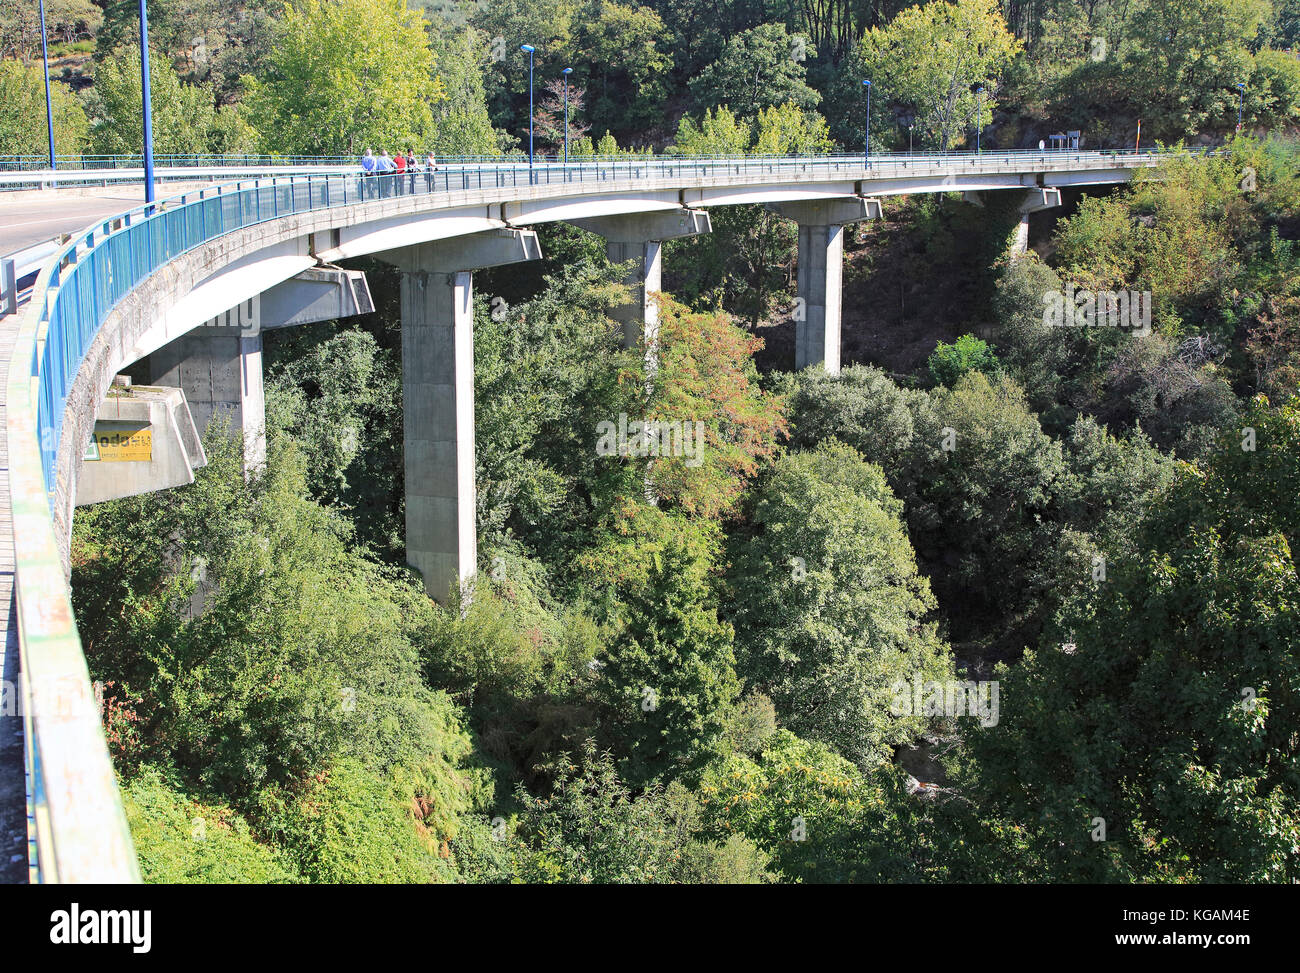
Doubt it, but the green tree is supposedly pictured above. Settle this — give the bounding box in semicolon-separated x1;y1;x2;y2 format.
927;333;1001;386
830;0;1021;150
0;58;88;156
501;741;775;883
689;23;820;118
700;730;938;883
577;503;741;784
573;0;672;140
1121;0;1270;140
88;47;255;154
246;0;444;155
727;442;953;766
967;395;1300;882
427;21;509;156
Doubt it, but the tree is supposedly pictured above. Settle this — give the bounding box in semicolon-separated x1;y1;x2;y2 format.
577;503;741;784
689;23;821;118
699;730;937;882
830;0;1021;150
534;76;590;154
606;296;787;520
426;21;509;156
1121;0;1270;140
87;48;255;154
0;59;88;156
927;333;1001;386
671;105;752;155
1;0;101;60
246;0;444;155
500;740;775;883
573;0;672;140
967;395;1300;882
727;442;953;766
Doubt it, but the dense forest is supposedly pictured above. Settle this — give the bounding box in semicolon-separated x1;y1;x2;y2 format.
3;0;1299;883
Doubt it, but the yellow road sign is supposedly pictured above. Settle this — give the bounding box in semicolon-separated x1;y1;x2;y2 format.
86;423;152;462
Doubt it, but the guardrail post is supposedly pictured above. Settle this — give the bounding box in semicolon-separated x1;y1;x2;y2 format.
2;257;16;316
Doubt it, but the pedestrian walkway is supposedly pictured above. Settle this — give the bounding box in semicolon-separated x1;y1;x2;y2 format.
0;304;28;884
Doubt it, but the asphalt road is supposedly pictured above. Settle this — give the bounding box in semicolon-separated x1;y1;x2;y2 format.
0;190;152;256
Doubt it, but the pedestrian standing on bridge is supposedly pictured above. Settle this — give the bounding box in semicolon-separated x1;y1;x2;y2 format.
425;150;438;192
360;148;376;198
393;150;407;195
377;150;395;197
405;150;418;195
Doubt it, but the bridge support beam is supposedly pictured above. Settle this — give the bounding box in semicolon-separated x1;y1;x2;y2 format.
768;198;883;375
382;229;542;603
568;209;711;350
1014;187;1063;257
146;318;266;476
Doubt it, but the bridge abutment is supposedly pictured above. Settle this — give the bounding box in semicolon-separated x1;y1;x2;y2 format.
384;229;542;602
147;319;267;476
768;198;882;375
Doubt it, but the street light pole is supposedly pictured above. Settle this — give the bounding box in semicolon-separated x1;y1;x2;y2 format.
38;0;56;168
138;0;156;206
863;79;871;165
1237;82;1245;133
975;85;984;153
563;66;573;164
520;44;535;167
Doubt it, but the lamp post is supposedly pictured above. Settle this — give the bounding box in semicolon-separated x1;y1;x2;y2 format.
562;66;573;164
520;44;535;167
1236;81;1245;133
863;79;871;165
38;0;55;168
138;0;156;205
975;85;984;153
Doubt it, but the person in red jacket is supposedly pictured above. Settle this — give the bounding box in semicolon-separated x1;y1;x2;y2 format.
393;149;407;193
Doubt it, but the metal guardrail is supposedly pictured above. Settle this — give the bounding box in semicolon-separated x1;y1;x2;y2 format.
0;164;354;192
0;147;1185;170
6;147;1179;882
2;241;62;316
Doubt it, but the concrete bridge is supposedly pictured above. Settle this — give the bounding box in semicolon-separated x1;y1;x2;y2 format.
0;148;1177;882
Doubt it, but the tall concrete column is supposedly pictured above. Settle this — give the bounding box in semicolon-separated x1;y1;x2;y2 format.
570;209;711;350
1014;187;1063;258
147;308;266;475
768;198;882;375
382;229;541;603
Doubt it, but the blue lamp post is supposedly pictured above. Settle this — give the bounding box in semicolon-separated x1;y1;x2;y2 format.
975;85;984;153
562;67;573;164
1236;81;1246;132
520;44;535;167
37;0;55;167
138;0;156;205
863;79;871;165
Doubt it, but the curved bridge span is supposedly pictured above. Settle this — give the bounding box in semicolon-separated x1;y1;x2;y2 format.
0;149;1176;882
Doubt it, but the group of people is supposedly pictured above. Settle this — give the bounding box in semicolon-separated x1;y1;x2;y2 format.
359;148;439;196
